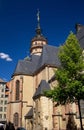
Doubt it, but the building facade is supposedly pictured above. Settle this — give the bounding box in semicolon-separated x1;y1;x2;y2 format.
0;79;8;124
7;13;84;130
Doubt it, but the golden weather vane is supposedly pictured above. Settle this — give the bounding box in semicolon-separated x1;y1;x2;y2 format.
37;9;40;28
37;9;40;22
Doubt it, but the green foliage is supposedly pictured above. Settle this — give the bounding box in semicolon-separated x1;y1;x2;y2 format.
45;32;84;105
59;32;83;76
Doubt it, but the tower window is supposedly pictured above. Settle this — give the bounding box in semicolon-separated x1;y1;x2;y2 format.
15;80;20;100
41;42;43;45
35;42;37;45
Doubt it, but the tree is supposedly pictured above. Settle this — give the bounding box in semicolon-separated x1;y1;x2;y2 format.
45;32;84;130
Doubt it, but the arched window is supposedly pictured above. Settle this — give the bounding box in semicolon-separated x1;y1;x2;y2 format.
15;80;20;100
13;112;19;126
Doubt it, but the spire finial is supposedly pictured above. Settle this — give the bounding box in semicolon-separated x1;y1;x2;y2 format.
37;9;40;28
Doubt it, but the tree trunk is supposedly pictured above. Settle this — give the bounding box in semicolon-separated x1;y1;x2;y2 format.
78;99;83;130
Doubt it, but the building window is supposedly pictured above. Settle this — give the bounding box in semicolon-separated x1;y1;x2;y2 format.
4;100;7;105
0;107;3;111
2;88;4;92
35;42;37;45
4;107;6;112
1;94;4;98
0;114;2;119
41;42;43;45
1;100;3;105
4;114;6;119
13;113;19;126
15;80;20;100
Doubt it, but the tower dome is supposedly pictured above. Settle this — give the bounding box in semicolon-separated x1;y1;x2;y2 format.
30;10;48;55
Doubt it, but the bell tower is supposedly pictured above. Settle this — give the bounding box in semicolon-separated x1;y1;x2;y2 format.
30;10;48;55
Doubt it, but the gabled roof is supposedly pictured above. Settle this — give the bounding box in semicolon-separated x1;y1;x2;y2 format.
33;80;50;100
12;54;40;76
12;25;84;77
13;45;60;76
76;26;84;49
37;45;60;68
25;108;33;119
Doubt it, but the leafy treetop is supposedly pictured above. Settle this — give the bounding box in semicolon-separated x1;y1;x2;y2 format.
45;32;84;105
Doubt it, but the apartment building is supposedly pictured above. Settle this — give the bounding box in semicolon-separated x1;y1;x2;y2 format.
0;79;8;124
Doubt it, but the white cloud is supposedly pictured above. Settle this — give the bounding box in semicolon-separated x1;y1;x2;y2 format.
0;52;13;62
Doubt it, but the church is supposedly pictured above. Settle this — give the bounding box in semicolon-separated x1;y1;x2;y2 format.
7;11;84;130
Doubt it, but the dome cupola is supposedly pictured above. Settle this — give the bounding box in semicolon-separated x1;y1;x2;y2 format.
30;10;48;55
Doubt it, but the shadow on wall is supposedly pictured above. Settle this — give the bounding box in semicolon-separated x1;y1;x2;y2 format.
66;115;77;130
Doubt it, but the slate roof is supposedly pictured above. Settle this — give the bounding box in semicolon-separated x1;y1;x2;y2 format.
13;45;60;76
76;26;84;49
12;55;40;76
37;45;60;68
33;80;50;99
12;25;84;77
25;108;33;119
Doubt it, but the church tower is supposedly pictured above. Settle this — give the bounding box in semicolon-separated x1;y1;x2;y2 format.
30;10;48;55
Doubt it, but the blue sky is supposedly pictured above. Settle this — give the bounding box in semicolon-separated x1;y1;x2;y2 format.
0;0;84;81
